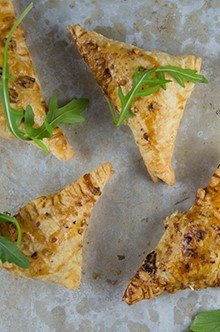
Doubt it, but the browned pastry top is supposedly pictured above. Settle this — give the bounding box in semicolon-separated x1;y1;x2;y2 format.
69;24;201;185
0;163;114;290
124;166;220;304
0;0;74;160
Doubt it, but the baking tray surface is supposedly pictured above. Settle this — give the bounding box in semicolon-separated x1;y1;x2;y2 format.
0;0;220;331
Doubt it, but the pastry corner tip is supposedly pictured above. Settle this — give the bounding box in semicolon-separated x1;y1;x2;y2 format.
122;287;133;305
68;24;85;39
122;284;143;305
149;170;175;186
122;294;131;305
195;55;202;72
43;129;75;162
101;162;115;177
161;171;175;186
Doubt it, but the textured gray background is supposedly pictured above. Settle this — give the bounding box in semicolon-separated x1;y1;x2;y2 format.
0;0;220;331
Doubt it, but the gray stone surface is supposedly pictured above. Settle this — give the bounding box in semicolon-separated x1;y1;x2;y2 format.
0;0;220;331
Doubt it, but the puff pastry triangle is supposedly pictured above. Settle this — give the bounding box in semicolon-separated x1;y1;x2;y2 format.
0;162;113;290
69;25;201;185
123;165;220;304
0;0;74;160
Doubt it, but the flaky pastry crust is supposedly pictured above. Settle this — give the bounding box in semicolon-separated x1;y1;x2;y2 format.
124;166;220;304
0;163;114;289
0;0;74;160
69;25;201;185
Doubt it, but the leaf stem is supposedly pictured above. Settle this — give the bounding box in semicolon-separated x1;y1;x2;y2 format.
5;3;34;51
155;66;208;83
116;69;155;126
12;218;22;247
105;97;117;124
2;2;33;140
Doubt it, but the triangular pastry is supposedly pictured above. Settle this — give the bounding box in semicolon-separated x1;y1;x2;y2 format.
69;25;201;185
0;162;113;289
0;0;74;160
123;165;220;304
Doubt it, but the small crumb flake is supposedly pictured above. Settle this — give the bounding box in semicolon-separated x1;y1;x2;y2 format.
106;279;118;285
117;255;125;261
92;272;101;280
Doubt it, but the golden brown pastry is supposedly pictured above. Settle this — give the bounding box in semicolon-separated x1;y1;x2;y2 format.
0;162;114;289
123;165;220;304
0;0;74;160
69;25;201;185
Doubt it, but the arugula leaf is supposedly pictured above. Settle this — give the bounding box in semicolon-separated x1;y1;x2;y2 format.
0;237;30;268
45;94;88;128
156;65;208;88
0;212;30;268
24;105;53;141
190;310;220;332
0;212;22;245
0;2;89;153
22;95;88;142
113;68;169;126
109;65;208;126
32;138;50;153
156;71;166;90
